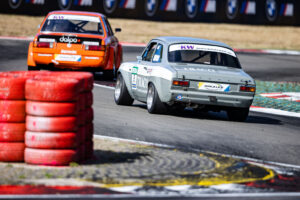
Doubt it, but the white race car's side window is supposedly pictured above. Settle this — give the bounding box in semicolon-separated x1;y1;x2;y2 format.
152;44;163;63
142;42;157;62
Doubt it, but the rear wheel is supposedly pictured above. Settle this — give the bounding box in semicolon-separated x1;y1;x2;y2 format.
28;66;40;71
114;74;134;106
147;83;167;114
103;70;115;80
227;107;249;122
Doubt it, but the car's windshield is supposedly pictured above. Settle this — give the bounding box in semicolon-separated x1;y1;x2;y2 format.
41;14;104;35
168;44;241;69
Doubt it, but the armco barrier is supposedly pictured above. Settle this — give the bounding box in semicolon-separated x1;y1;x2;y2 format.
0;71;94;166
0;0;298;25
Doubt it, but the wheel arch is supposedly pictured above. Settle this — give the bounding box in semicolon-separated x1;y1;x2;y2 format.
118;70;135;99
147;78;171;103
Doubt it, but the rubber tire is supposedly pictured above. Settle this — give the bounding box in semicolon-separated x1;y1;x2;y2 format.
85;92;93;108
25;77;80;102
25;131;78;149
26;101;79;117
78;93;86;111
85;107;94;123
0;100;26;122
28;66;40;71
53;72;94;92
227;107;250;122
0;75;27;100
25;148;78;166
103;70;115;80
146;83;167;114
0;142;25;162
26;116;78;132
85;123;93;141
77;126;86;144
85;141;94;160
114;74;134;106
77;111;87;126
79;144;85;162
0;123;25;142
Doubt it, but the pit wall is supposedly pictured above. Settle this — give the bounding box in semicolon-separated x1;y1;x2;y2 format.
0;0;299;26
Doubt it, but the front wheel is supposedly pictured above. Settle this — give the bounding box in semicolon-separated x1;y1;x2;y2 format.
227;107;250;122
114;74;134;106
146;83;167;114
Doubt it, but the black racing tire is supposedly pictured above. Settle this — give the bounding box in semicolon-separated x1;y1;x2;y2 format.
146;83;167;114
28;66;40;71
227;107;250;122
114;73;134;106
103;70;115;80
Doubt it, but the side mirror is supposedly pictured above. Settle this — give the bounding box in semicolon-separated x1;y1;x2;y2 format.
136;56;142;62
115;28;122;33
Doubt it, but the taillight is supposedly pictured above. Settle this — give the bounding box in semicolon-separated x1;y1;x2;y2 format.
85;45;106;51
240;86;256;92
35;42;53;48
173;80;190;87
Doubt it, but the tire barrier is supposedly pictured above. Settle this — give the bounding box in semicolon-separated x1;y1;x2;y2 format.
0;143;25;162
24;148;78;166
0;100;26;123
0;0;298;25
0;72;28;162
0;123;25;142
0;71;94;165
26;101;79;117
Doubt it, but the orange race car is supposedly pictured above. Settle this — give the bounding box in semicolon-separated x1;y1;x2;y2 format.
27;10;123;78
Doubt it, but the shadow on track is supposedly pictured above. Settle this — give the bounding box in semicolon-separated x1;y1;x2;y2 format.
133;104;282;125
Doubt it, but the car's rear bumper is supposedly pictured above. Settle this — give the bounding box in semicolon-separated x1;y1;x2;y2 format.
33;52;105;69
170;90;254;108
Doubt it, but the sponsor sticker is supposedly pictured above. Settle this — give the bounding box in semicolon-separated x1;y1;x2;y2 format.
132;66;138;90
176;94;183;100
198;82;230;92
48;14;100;23
54;54;81;62
61;50;77;54
153;55;160;62
169;44;236;57
39;38;56;43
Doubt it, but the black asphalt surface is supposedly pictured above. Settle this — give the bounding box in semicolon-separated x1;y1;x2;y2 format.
0;39;300;199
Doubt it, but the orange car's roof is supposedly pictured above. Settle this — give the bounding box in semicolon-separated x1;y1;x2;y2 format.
47;10;106;18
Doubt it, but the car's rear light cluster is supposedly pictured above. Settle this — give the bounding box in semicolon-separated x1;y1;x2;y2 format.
173;80;190;87
240;86;256;92
35;42;54;48
85;45;106;51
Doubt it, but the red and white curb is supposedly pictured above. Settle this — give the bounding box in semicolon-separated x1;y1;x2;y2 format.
260;92;300;102
1;36;300;56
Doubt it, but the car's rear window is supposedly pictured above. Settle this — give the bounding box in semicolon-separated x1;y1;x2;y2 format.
168;44;241;69
41;14;104;35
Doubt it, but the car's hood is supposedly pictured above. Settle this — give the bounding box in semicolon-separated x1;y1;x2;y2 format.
171;63;255;85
